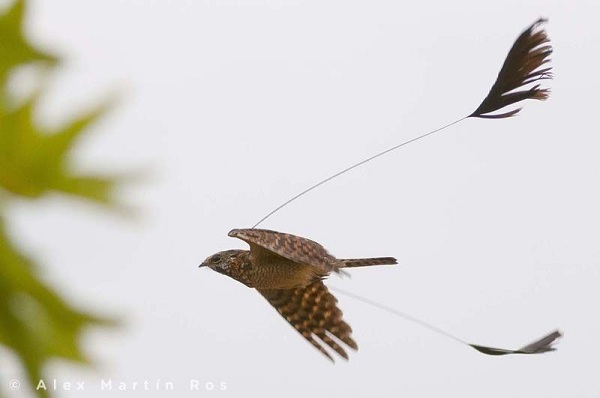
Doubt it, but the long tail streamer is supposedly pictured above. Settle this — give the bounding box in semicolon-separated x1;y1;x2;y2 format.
331;286;562;356
256;18;560;356
253;18;552;229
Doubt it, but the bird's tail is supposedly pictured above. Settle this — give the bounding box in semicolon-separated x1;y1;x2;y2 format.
340;257;397;268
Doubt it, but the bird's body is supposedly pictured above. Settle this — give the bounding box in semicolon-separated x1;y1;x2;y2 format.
200;228;397;361
209;249;321;290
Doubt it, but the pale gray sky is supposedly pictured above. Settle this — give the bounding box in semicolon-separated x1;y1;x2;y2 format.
2;0;599;397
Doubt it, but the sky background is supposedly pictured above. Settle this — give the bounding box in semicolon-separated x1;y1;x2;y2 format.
1;0;599;397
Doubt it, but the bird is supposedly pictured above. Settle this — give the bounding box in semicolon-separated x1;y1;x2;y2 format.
199;228;397;361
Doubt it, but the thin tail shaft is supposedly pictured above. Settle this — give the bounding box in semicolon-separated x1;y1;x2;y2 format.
341;257;397;268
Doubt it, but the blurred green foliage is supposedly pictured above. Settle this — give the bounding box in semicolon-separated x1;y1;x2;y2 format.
0;1;124;396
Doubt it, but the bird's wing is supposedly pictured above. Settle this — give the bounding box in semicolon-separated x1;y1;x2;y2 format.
258;280;357;361
229;228;343;274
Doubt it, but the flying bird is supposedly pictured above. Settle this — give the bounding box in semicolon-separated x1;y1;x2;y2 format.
198;18;562;361
200;228;562;361
199;228;397;361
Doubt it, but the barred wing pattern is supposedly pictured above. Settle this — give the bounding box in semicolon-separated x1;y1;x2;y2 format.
229;228;343;274
258;280;357;361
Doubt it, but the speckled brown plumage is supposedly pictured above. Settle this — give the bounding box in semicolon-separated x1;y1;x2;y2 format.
229;228;344;274
200;228;397;361
259;281;357;361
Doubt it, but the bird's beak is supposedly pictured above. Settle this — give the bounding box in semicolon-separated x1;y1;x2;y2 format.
198;262;207;268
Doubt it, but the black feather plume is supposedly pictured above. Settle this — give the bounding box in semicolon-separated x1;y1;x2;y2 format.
470;18;552;119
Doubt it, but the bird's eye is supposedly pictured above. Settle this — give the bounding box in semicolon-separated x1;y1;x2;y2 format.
211;255;222;263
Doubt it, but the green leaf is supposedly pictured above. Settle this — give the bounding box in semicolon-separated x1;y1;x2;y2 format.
0;2;129;397
0;94;121;205
0;0;56;87
0;215;118;397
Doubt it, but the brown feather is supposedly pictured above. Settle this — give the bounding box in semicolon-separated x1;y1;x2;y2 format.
470;18;552;119
258;281;357;361
229;228;344;274
341;257;397;268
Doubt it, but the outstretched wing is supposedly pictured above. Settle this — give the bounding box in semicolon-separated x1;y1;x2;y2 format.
229;228;343;274
258;280;357;361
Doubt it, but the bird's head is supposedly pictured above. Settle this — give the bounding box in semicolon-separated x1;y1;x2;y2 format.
199;249;250;282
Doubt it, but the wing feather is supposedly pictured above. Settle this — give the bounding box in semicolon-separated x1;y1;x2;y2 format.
258;281;357;361
229;228;343;274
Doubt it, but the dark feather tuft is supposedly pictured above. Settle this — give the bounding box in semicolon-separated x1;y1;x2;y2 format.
469;329;562;356
470;18;552;119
